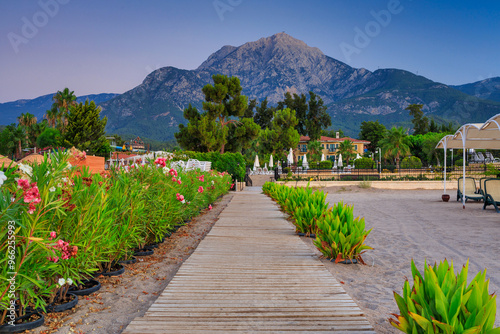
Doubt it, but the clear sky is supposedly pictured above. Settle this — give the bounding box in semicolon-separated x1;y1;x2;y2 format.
1;0;499;102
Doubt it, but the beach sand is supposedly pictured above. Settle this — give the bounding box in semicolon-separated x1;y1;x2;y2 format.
297;185;500;333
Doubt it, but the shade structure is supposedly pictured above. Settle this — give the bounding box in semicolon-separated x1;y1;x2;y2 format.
253;155;260;170
0;155;16;167
435;113;500;208
355;153;361;160
337;153;343;167
302;154;309;169
269;155;273;168
321;153;325;161
19;153;50;165
287;148;294;164
334;160;337;168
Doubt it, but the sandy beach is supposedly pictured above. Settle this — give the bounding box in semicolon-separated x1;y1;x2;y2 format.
297;185;500;333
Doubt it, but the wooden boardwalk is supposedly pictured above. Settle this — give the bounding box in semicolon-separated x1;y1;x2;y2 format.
123;188;374;333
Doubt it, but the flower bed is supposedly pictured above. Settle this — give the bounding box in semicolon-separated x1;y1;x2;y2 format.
0;151;231;326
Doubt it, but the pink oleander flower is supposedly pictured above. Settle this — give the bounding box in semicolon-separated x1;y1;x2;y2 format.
172;177;177;183
17;179;30;190
169;169;178;177
208;204;212;211
231;183;235;189
154;158;166;168
28;203;36;214
49;231;56;241
198;186;204;193
197;175;204;182
177;180;182;185
176;193;184;202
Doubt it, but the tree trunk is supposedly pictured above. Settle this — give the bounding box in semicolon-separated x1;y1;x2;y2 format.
220;143;225;154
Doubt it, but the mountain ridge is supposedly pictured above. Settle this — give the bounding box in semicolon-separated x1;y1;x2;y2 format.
2;33;500;140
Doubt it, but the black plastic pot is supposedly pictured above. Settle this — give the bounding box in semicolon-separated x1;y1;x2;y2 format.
46;293;78;313
164;231;172;238
0;312;44;333
297;232;316;238
134;248;154;256
119;256;137;265
102;263;125;277
68;279;101;296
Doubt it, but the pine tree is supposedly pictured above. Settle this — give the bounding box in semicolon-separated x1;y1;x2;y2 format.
62;101;109;156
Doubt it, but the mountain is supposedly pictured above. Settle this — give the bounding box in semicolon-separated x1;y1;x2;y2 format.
452;77;500;103
4;33;500;140
100;33;500;140
0;93;119;125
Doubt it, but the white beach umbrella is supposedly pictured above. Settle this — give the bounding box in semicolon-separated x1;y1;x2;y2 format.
303;154;309;169
321;153;325;161
334;160;337;168
269;155;274;168
355;153;361;160
264;163;268;169
338;154;343;167
287;148;294;164
253;155;260;170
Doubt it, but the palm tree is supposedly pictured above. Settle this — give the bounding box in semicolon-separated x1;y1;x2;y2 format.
338;139;355;164
53;88;77;133
379;127;411;169
17;112;37;127
44;105;59;128
17;113;37;148
8;126;27;159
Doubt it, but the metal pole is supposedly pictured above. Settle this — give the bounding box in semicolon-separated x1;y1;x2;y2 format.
443;140;447;194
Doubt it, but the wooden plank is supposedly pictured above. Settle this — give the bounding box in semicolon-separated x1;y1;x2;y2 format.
122;190;374;333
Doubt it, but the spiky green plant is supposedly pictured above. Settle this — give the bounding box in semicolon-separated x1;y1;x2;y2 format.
313;201;372;263
390;259;500;334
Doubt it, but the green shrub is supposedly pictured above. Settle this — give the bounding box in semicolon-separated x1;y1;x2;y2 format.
455;159;467;167
485;163;500;177
354;157;375;169
319;160;333;169
313;201;372;263
177;151;246;181
390;259;499;334
401;156;423;169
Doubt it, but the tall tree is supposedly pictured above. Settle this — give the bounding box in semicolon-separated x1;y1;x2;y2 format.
254;98;275;130
53;88;77;133
305;92;331;141
261;108;300;160
202;74;247;153
406;104;428;135
321;129;344;138
62;101;109;156
359;120;387;152
306;140;322;162
244;99;257;118
278;92;308;135
379;127;411;168
44;105;59;128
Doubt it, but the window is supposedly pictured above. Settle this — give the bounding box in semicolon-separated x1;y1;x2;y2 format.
321;144;324;148
355;145;358;150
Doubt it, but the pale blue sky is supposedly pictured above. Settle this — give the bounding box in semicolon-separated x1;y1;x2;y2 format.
1;0;499;102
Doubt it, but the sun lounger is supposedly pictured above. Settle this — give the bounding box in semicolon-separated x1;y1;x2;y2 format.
457;177;483;202
483;179;500;213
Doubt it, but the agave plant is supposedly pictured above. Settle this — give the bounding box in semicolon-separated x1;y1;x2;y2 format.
390;259;500;334
313;201;372;263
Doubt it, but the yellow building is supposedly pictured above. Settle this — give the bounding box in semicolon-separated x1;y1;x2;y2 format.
295;135;370;163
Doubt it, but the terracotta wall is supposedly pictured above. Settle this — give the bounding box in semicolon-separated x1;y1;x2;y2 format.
69;156;105;174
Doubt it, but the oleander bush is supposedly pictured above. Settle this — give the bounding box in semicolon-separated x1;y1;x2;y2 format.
390;259;499;334
0;151;231;323
354;157;376;169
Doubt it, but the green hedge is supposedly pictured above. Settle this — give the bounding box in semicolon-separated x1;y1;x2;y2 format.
400;156;422;169
354;157;375;169
175;151;246;181
318;160;332;169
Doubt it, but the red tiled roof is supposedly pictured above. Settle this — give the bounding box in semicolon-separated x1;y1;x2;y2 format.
299;136;370;144
111;152;138;160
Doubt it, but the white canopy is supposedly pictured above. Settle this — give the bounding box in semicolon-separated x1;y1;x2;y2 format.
435;114;500;208
337;153;343;167
269;155;274;168
303;154;309;169
321;153;325;161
